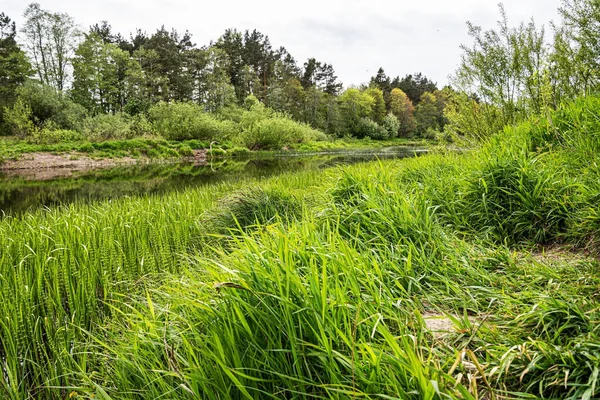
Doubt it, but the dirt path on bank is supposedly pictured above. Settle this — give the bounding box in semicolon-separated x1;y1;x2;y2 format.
0;150;208;180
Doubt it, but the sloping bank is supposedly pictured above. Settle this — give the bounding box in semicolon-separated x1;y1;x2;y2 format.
1;97;599;399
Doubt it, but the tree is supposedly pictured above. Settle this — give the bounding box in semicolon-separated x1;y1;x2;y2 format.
21;3;81;91
5;80;86;134
364;88;386;124
141;27;196;102
0;13;32;132
453;4;547;127
339;88;374;136
550;0;600;103
393;73;438;105
370;67;392;108
414;92;440;136
194;47;236;112
316;63;342;95
301;58;342;95
124;47;167;113
389;88;415;136
72;33;131;114
214;29;248;102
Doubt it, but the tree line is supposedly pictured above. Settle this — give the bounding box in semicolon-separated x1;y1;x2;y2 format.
0;3;449;143
2;0;600;146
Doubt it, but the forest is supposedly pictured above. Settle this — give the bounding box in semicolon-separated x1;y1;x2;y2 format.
1;0;600;399
0;3;449;151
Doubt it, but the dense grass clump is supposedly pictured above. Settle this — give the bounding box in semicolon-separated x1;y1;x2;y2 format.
463;153;574;244
206;187;302;233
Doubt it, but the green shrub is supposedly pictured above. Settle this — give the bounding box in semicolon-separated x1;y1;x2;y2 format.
83;113;134;140
239;101;275;131
177;144;194;157
3;98;37;138
241;116;326;150
382;113;400;138
356;117;389;140
149;102;239;141
30;128;83;144
229;146;251;157
9;81;86;132
422;127;439;140
129;114;155;137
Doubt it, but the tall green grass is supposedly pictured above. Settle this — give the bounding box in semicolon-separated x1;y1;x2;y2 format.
1;96;600;399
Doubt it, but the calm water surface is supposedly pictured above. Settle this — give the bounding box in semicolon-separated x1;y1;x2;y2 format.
0;147;426;215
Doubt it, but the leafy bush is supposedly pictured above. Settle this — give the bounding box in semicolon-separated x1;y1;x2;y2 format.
3;98;37;138
241;116;326;150
83;113;134;140
148;102;239;141
229;146;251;157
355;117;389;140
29;128;83;144
129;114;155;137
382;113;400;138
239;101;275;131
422;127;439;140
8;81;86;133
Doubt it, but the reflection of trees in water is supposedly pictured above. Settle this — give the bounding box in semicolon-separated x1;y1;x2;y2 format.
0;150;423;215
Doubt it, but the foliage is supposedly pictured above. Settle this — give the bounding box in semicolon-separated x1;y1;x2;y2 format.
382;113;401;138
3;98;37;137
71;33;131;114
453;4;546;128
240;114;327;150
148;101;239;141
0;13;32;133
364;87;386;123
339;88;375;136
394;72;438;104
414;92;441;136
2;96;600;399
552;0;600;101
21;3;81;91
207;187;301;233
4;81;86;135
355;117;389;140
389;88;416;136
82;112;135;140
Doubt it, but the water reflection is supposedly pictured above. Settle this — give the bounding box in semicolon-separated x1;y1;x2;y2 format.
0;148;425;215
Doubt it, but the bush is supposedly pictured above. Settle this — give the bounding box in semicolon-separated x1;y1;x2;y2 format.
129;114;155;137
83;113;134;140
149;102;239;141
30;128;83;144
355;117;389;140
422;127;439;140
229;146;251;157
241;116;326;150
382;113;400;138
9;81;86;133
239;101;275;132
3;98;37;138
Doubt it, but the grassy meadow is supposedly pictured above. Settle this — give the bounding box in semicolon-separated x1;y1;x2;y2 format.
1;97;600;399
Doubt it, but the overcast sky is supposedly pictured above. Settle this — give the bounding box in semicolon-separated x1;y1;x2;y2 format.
2;0;562;87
